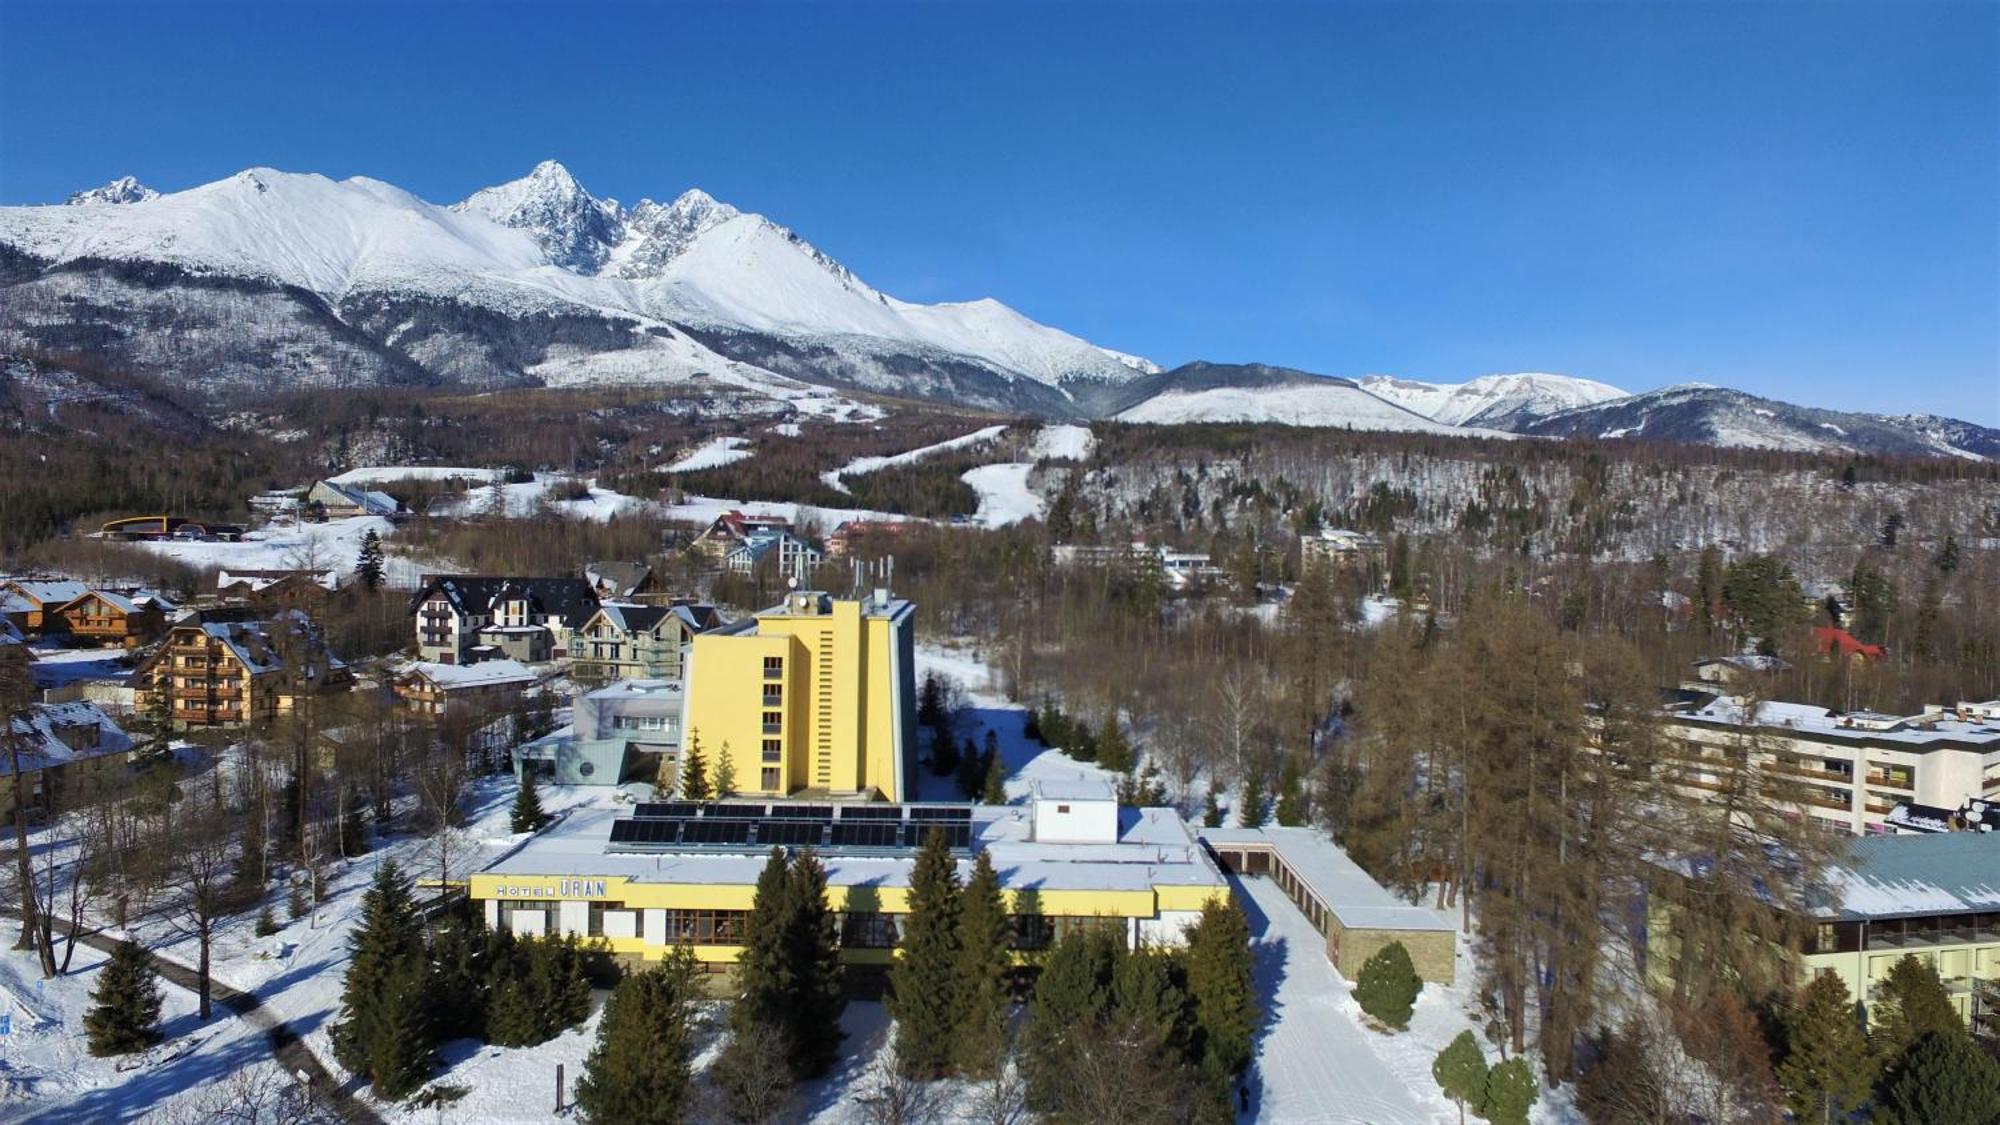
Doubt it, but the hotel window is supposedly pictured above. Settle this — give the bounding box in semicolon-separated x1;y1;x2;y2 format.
763;656;783;680
839;912;901;949
497;899;551;930
664;908;747;945
586;900;628;937
1815;922;1837;953
762;711;783;734
761;767;781;791
763;684;783;707
762;739;782;763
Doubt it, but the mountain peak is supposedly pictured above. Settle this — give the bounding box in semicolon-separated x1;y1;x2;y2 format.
454;161;621;272
66;175;159;205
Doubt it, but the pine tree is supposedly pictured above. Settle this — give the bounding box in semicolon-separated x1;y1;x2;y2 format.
332;860;426;1075
783;849;847;1078
1096;711;1133;775
714;742;737;798
486;977;540;1048
1877;1031;2000;1125
1431;1030;1488;1125
890;827;963;1078
1274;756;1308;826
955;736;984;799
1236;769;1268;828
355;530;385;593
680;734;709;800
953;850;1012;1078
1022;928;1116;1110
1937;533;1961;574
575;948;699;1125
510;771;548;833
733;848;795;1037
367;958;439;1100
980;748;1007;805
1202;789;1223;828
1872;953;1962;1065
1480;1055;1539;1125
1779;973;1873;1123
1354;941;1421;1030
1184;896;1256;1088
84;940;163;1056
1111;947;1185;1054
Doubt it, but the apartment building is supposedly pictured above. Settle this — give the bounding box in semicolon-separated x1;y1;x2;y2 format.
683;589;916;801
409;575;599;665
568;602;723;683
392;659;539;717
133;608;349;728
0;701;133;817
1663;693;2000;835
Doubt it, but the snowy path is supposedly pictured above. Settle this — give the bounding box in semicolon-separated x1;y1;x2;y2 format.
960;463;1041;527
821;425;1007;493
1235;875;1447;1124
662;435;752;473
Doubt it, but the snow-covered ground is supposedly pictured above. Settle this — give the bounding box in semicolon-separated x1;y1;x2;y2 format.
960;464;1042;528
820;425;1007;494
659;494;914;535
430;474;647;522
326;466;498;487
133;515;422;587
1030;423;1094;462
662;435;752;473
0;938;291;1123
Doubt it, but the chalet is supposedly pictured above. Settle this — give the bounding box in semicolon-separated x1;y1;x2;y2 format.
724;529;824;576
409;575;599;665
1;580;88;633
1300;527;1388;579
217;568;338;608
826;520;911;558
392;659;539;717
98;516;243;542
569;602;725;683
583;561;662;600
1685;654;1790;689
133;608;350;728
305;479;404;521
51;589;166;649
0;702;133;818
691;510;791;558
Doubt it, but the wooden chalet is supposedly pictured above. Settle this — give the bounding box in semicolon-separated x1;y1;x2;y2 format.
134;608;351;728
52;589;167;649
1;580;88;633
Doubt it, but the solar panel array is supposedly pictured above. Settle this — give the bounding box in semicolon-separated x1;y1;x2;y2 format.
606;801;976;853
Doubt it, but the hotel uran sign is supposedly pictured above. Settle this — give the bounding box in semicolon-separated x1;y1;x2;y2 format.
493;878;611;899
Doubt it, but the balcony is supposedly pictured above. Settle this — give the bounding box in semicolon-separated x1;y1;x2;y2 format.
173;685;242;701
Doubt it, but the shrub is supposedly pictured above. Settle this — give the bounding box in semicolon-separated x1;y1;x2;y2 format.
1354;941;1421;1030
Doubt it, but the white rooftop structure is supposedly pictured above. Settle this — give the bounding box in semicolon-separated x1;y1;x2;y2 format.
402;659;538;691
1198;824;1454;933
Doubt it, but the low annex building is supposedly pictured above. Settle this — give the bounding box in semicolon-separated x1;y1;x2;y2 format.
467;780;1228;970
516;678;686;787
1200;824;1457;984
393;659;539;717
0;701;134;817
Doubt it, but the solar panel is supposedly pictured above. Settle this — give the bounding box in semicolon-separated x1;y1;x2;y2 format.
768;804;833;820
639;819;682;844
836;805;901;820
759;821;827;846
705;802;768;820
653;802;699;818
832;822;902;848
608;819;638;843
683;819;752;845
939;824;973;849
908;806;973;822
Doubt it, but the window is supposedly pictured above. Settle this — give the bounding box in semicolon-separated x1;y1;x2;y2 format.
497;899;551;931
664;908;747;945
586;900;627;937
1057;805;1070;814
839;912;901;949
762;711;783;734
763;685;783;707
762;656;783;680
761;767;781;791
762;739;782;763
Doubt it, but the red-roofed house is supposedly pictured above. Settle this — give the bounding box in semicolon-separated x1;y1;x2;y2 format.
1814;626;1886;663
690;510;792;559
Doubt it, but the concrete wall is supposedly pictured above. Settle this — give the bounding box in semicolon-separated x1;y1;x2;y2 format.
1328;920;1456;985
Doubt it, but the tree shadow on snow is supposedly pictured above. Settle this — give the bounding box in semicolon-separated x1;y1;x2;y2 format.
1229;872;1289;1123
25;1019;273;1124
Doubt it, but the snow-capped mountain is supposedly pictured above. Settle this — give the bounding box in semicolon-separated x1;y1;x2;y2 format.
1517;384;2000;461
0;162;1155;414
1359;372;1629;430
1108;362;1509;436
63;176;158;206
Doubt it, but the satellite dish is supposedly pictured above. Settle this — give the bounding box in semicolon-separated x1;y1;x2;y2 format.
786;576;800;590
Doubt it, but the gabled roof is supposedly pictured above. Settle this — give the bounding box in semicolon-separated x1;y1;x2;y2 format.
3;580;88;607
149;608;345;678
1814;626;1886;660
727;529;821;564
410;576;599;628
311;479;400;515
56;589;142;616
584;561;653;597
1;702;131;777
399;659;539;692
218;568;337;593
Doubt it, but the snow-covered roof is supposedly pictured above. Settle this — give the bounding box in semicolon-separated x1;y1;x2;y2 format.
1198;825;1456;933
1673;694;2000;751
4;580;88;607
402;659;538;691
0;702;131;776
1822;833;2000;921
482;803;1228;897
583;678;685;702
1033;777;1117;803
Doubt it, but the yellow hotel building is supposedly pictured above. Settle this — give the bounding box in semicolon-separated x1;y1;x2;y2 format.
682;588;917;801
466;779;1231;970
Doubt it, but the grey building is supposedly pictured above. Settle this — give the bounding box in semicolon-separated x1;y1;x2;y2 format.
516;678;686;788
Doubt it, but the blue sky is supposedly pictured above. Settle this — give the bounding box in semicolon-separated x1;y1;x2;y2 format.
4;1;1995;422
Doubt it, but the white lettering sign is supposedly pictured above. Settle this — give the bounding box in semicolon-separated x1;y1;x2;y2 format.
492;878;610;898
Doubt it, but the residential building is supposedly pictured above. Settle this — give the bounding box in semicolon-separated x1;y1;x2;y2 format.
305;479;403;520
683;588;916;800
1300;527;1387;579
0;702;133;818
1662;692;2000;835
583;561;663;600
1;580;88;633
51;590;167;649
465;780;1228;971
1685;654;1789;689
133;608;350;728
516;678;687;787
569;602;724;683
723;529;824;576
217;568;338;610
409;575;599;665
827;520;911;558
393;659;539;717
690;510;791;559
1814;626;1887;663
1201;823;1457;983
1049;542;1226;588
97;516;243;542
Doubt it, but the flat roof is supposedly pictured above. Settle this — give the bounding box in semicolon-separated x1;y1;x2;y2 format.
1033;777;1117;802
1199;825;1455;933
1673;695;2000;752
480;803;1227;897
1823;832;2000;921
